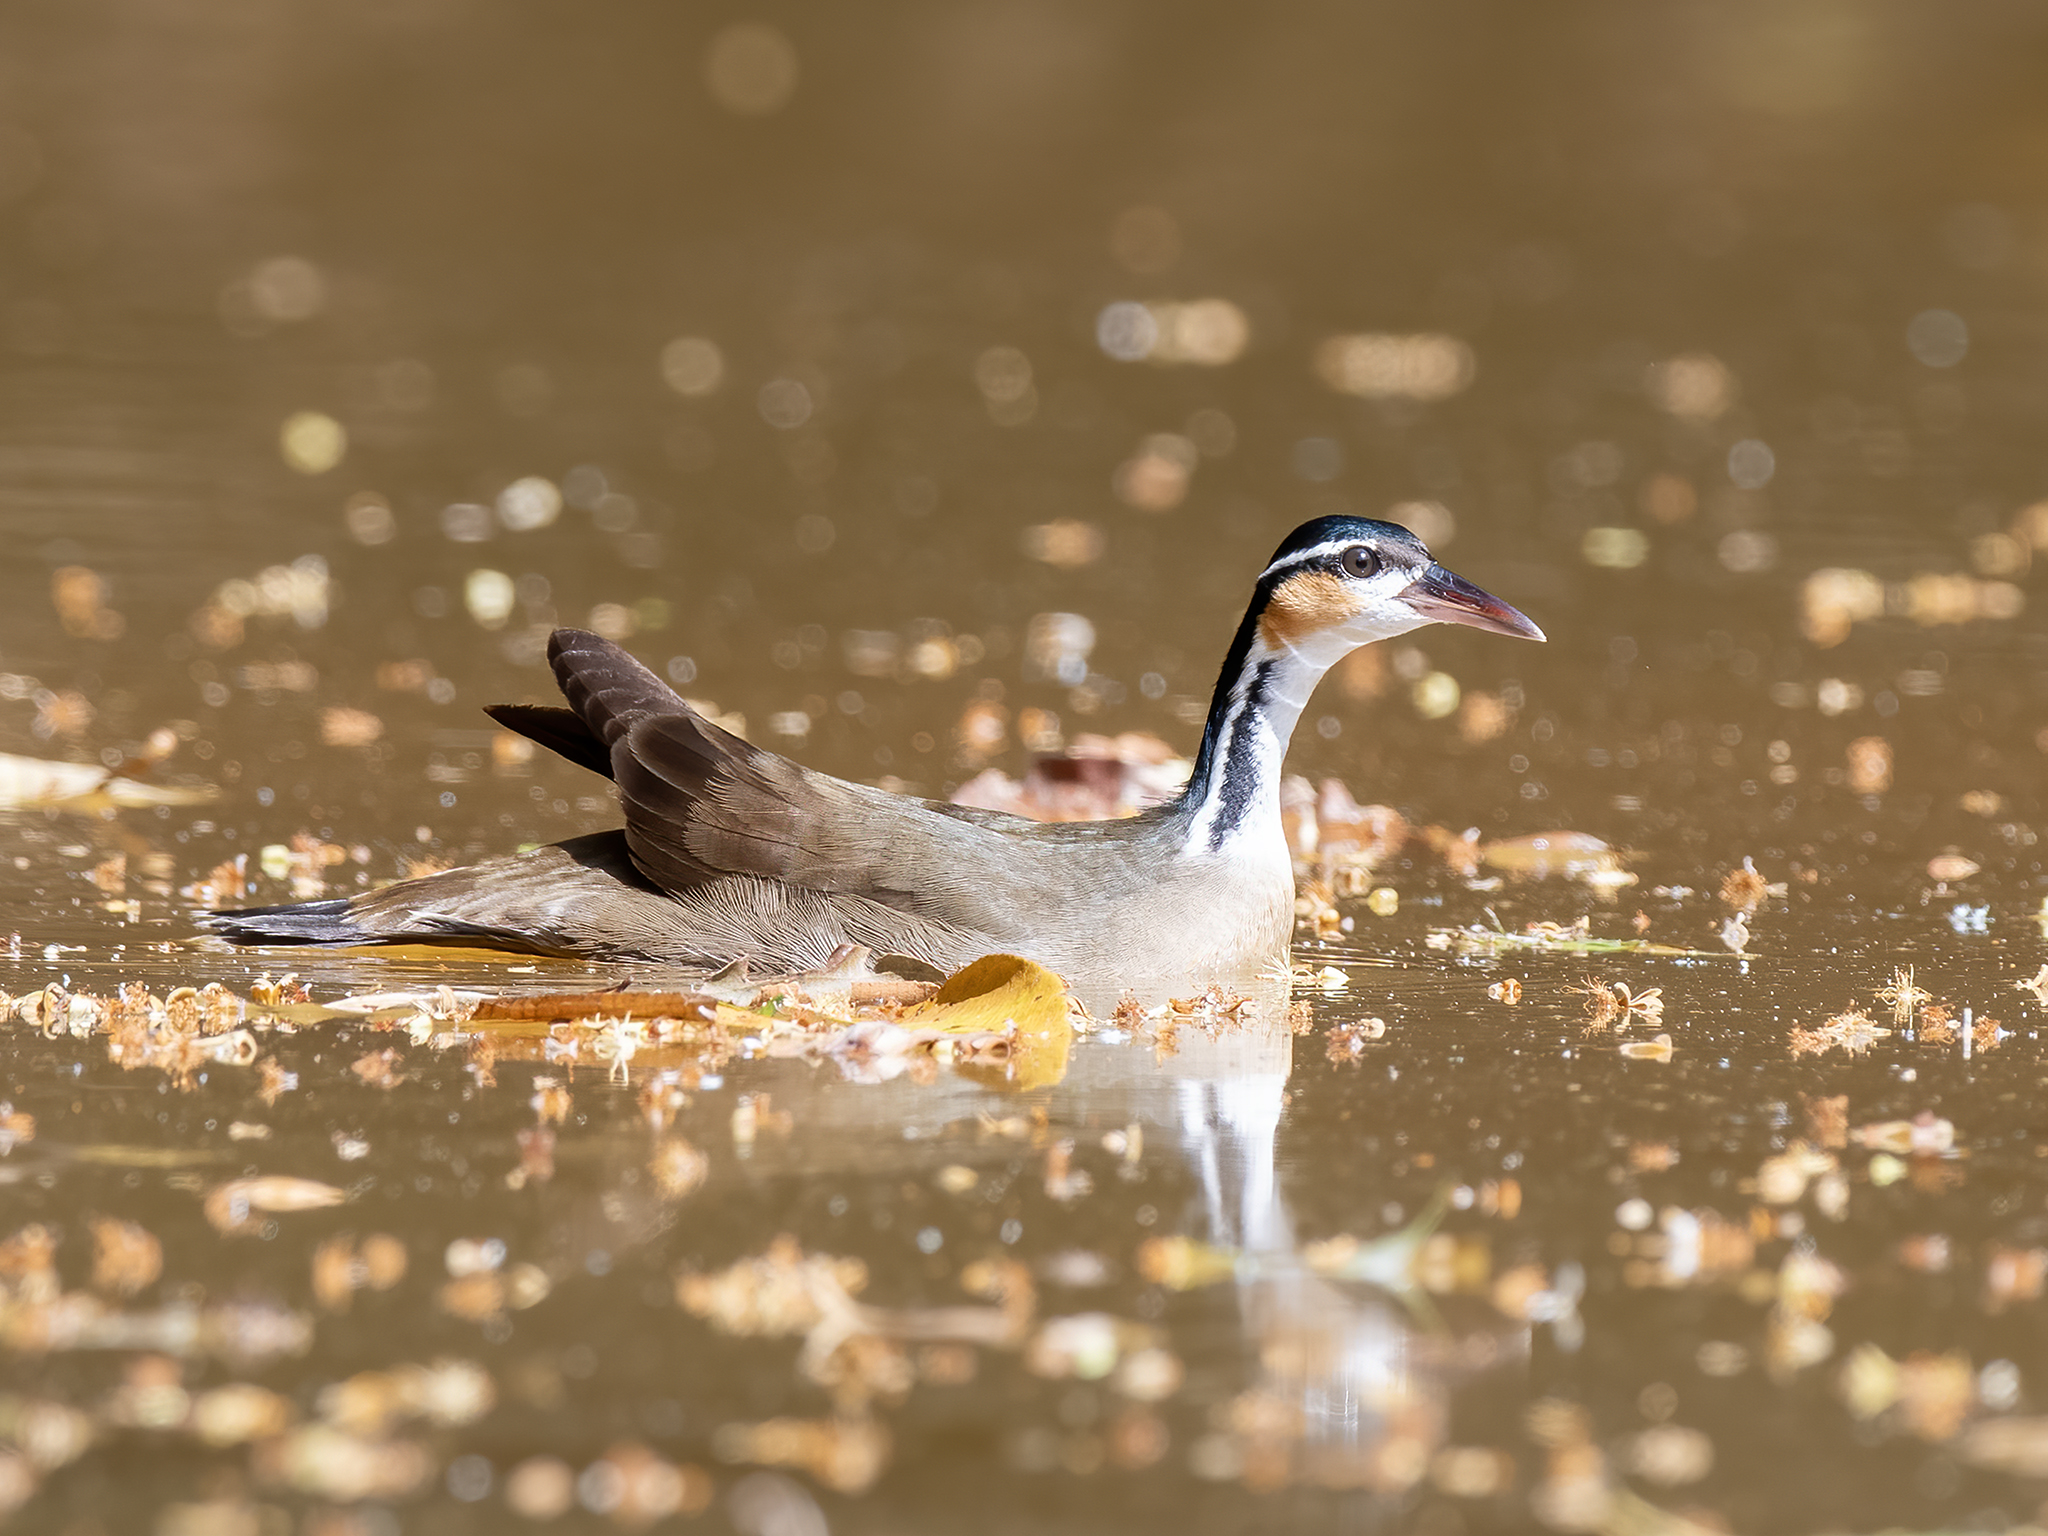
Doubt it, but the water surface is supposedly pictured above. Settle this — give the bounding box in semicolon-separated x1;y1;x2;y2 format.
2;2;2047;1531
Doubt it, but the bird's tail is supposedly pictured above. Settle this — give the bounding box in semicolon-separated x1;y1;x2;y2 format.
202;899;367;946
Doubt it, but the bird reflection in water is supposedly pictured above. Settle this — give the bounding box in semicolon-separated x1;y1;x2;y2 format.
1129;1003;1541;1498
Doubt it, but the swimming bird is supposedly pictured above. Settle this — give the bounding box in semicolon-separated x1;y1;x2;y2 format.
209;516;1542;980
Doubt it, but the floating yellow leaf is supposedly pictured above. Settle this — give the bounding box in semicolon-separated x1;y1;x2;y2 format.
905;955;1072;1090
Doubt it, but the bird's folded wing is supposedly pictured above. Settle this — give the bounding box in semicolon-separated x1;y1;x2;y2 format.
545;627;1043;918
615;712;965;905
544;630;999;901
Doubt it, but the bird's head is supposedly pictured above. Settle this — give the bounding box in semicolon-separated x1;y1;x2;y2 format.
1253;516;1544;661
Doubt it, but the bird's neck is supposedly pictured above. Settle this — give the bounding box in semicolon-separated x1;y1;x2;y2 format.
1175;604;1358;856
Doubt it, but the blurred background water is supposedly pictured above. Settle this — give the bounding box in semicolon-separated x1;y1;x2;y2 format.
1;0;2043;865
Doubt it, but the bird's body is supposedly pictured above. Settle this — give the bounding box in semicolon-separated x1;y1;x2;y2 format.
210;517;1541;982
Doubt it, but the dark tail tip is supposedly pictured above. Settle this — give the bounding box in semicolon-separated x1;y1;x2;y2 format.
203;898;365;947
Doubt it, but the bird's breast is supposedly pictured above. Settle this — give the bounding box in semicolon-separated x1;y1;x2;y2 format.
1020;838;1295;982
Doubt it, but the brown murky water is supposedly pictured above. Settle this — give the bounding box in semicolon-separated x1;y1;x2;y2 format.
3;3;2048;1532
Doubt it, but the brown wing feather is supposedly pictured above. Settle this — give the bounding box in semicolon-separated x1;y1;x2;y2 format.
616;709;1046;912
612;711;854;891
547;628;683;748
548;629;818;889
608;714;738;886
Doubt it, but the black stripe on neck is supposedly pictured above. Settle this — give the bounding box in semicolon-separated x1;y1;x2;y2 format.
1202;657;1276;849
1181;573;1280;818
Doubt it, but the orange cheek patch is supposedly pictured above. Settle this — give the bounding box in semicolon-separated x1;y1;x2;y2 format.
1258;571;1364;650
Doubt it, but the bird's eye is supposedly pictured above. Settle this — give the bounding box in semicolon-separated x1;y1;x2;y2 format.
1339;546;1380;579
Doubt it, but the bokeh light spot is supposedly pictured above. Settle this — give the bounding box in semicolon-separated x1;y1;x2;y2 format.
975;346;1037;425
497;476;562;532
1718;530;1778;573
793;513;836;553
1026;613;1095;685
1640;473;1697;524
343;491;395;546
1643;354;1735;420
1414;671;1461;720
1096;300;1247;366
280;412;346;475
758;378;813;429
1114;434;1196;511
1727;439;1775;489
464;569;516;630
1021;520;1104;569
1315;334;1474;401
1096;302;1158;362
248;256;327;322
1582;527;1650;569
1151;300;1248;365
1387;500;1455;548
440;504;493;543
661;336;725;397
1906;309;1968;368
704;23;799;115
974;346;1033;402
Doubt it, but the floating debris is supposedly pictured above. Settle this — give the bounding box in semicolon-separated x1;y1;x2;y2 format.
1846;736;1892;795
0;738;216;813
952;736;1189;823
1718;858;1775;912
88;1220;161;1298
1789;1011;1893;1059
311;1235;408;1313
1949;903;1991;935
1570;978;1664;1030
2016;966;2048;1008
203;1178;346;1237
651;1138;709;1198
1876;967;1930;1027
905;956;1070;1065
1430;914;1706;957
711;1414;892;1496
